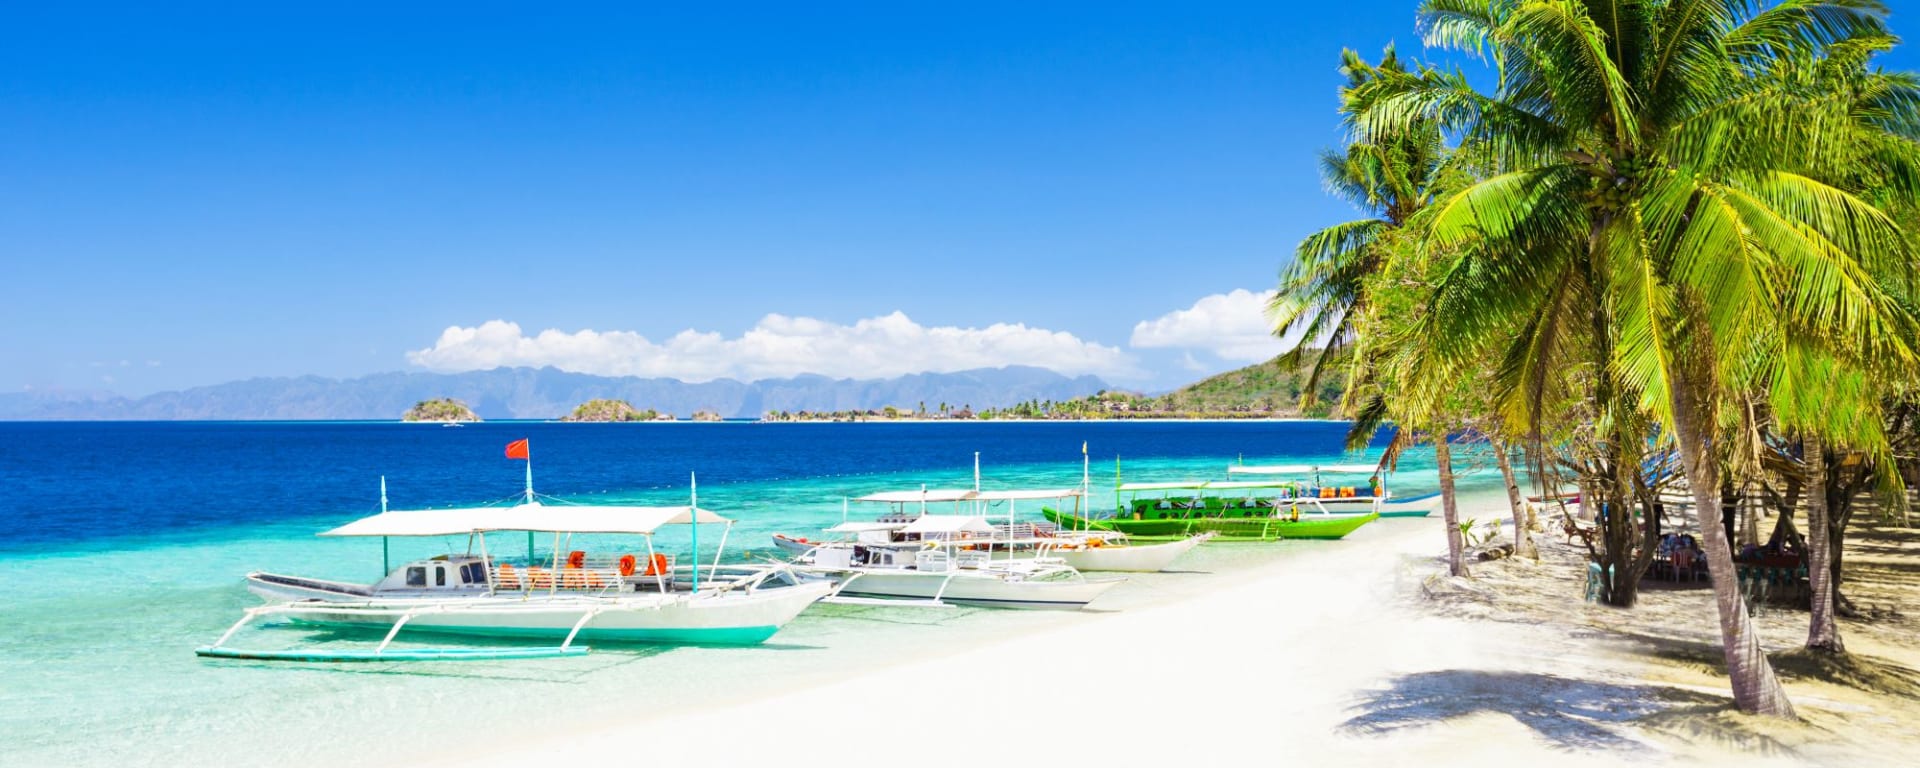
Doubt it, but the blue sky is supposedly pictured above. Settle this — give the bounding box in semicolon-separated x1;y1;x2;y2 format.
5;3;1917;395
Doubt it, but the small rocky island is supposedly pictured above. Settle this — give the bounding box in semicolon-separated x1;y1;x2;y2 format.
402;398;480;422
691;409;724;422
561;398;661;422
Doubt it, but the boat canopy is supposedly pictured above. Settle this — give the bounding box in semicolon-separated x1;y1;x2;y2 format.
1117;480;1300;492
1226;464;1315;475
974;489;1083;501
1227;463;1380;475
853;488;1084;503
898;515;996;535
319;502;731;538
826;521;911;533
854;489;977;504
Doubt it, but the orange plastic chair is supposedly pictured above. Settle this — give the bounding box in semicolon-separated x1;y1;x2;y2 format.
496;563;521;590
528;566;552;589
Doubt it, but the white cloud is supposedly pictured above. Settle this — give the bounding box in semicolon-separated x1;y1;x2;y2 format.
1129;288;1290;362
407;313;1141;382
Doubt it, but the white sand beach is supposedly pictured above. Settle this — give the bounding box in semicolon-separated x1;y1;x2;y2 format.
436;489;1911;768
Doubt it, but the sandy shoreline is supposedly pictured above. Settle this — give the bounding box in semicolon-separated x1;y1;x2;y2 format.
426;488;1914;767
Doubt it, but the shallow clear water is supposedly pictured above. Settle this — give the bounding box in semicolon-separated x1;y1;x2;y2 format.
0;421;1514;766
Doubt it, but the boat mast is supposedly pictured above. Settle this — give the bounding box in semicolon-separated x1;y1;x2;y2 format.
690;472;700;592
1082;442;1090;532
380;476;390;574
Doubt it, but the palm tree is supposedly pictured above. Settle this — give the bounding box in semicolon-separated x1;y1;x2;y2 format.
1271;46;1452;407
1358;0;1919;715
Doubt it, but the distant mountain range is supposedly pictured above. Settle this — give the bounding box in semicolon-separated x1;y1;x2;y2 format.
0;366;1111;421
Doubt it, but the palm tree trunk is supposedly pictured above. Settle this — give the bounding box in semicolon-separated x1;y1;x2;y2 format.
1805;438;1842;653
1670;366;1795;717
1496;439;1537;560
1436;435;1468;578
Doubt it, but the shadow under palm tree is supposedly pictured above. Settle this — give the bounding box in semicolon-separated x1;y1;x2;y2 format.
1340;670;1719;751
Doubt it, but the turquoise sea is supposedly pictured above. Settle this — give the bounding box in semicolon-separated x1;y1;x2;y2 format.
0;421;1513;766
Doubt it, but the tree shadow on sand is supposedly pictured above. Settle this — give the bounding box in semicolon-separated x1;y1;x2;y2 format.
1340;670;1721;751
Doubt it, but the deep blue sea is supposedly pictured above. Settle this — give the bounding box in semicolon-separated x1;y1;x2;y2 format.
0;420;1500;767
0;419;1398;553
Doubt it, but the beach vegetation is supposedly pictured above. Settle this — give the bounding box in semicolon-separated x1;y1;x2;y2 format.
1287;0;1920;716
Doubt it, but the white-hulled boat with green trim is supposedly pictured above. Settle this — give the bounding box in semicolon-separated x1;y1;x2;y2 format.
775;489;1124;610
197;475;830;662
1225;462;1441;518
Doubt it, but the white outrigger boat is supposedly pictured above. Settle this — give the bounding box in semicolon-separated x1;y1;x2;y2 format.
1226;462;1440;518
776;487;1207;573
198;474;830;662
772;484;1125;610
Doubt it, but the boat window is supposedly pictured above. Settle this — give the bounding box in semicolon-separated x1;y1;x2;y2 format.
406;567;427;587
435;566;447;587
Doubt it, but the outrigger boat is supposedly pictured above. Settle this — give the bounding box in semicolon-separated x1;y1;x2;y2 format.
773;489;1124;610
198;473;830;662
773;487;1207;573
1226;463;1440;518
1041;478;1378;541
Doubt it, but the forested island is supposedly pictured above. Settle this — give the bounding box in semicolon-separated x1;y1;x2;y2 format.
760;355;1345;421
560;399;665;422
401;398;480;422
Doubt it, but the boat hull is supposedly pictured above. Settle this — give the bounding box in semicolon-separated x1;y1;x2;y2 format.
247;575;832;645
1316;493;1440;518
1041;508;1377;541
773;533;1203;573
806;569;1122;610
1052;534;1208;572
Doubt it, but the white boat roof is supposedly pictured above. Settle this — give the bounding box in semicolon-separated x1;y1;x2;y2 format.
854;489;977;503
1227;464;1315;475
826;521;911;533
320;502;730;537
1228;463;1380;475
899;515;996;534
974;489;1083;501
1118;480;1300;492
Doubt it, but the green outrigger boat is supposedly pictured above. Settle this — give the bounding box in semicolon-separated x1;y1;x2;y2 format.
1042;479;1379;542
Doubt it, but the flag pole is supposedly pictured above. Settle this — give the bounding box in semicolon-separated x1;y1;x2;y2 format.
524;440;535;503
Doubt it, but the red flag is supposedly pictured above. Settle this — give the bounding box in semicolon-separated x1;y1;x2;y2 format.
505;439;529;460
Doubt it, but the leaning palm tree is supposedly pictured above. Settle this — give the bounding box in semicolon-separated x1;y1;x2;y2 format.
1356;0;1920;715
